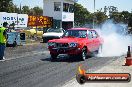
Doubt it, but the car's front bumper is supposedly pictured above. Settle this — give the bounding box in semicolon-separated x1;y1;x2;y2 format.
42;36;60;42
48;47;82;55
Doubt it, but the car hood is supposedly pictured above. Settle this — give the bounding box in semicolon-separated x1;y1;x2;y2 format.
48;37;85;43
43;32;63;37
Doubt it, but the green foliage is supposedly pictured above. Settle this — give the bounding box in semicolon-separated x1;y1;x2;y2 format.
110;11;131;25
94;11;108;24
22;6;30;14
32;6;43;15
74;3;108;26
128;13;132;27
74;3;91;26
0;0;43;16
0;0;14;12
22;6;43;15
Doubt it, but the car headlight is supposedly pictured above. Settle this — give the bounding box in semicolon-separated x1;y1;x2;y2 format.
48;42;56;47
69;42;78;47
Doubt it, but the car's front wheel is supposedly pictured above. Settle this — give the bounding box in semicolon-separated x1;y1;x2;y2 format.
50;53;58;60
42;38;48;43
12;41;17;47
79;48;87;61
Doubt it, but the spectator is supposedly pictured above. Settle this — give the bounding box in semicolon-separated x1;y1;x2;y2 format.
0;22;8;60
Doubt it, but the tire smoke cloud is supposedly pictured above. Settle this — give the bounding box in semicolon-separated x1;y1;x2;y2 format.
97;20;132;57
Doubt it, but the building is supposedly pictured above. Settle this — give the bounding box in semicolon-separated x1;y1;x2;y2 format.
43;0;77;30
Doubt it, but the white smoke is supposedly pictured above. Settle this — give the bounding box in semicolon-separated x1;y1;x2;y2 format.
97;20;132;57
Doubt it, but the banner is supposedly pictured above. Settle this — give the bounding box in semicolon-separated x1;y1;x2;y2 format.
17;14;28;27
28;16;53;28
0;12;28;27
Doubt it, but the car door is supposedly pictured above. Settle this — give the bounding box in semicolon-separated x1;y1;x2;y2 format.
91;30;100;51
86;30;94;52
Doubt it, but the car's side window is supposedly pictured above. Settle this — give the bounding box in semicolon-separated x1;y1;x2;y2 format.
78;31;87;38
87;31;93;39
91;30;98;38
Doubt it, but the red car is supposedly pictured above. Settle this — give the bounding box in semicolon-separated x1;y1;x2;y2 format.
48;28;103;60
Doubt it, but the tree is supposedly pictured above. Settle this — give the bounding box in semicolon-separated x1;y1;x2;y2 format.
128;13;132;27
94;11;108;24
74;3;91;26
8;3;19;13
22;6;30;14
110;11;130;24
32;6;43;15
0;0;19;13
120;11;130;23
0;0;14;12
28;8;36;15
110;12;121;23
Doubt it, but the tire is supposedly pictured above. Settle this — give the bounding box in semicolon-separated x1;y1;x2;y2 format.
50;54;58;60
79;48;87;61
96;45;102;54
43;38;48;43
42;38;45;43
12;41;17;47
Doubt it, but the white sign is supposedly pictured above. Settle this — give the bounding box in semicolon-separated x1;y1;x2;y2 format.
0;12;28;27
62;12;74;22
1;13;18;27
17;14;28;27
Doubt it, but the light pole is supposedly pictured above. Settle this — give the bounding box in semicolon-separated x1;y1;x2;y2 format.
19;0;22;14
93;0;95;29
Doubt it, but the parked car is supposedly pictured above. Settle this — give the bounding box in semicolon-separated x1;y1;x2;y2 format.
42;28;65;43
47;28;103;60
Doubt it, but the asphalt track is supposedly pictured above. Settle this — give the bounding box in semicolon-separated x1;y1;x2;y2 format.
0;43;120;87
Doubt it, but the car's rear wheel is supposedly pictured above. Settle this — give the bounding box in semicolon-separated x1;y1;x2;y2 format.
97;45;102;54
50;53;58;60
92;45;102;57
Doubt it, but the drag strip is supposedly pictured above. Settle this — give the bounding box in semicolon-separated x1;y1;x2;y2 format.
5;43;47;60
0;50;121;87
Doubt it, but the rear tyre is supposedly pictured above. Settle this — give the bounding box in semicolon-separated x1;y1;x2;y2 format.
97;45;102;54
92;45;102;57
50;54;58;60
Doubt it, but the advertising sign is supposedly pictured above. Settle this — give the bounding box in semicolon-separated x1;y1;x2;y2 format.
17;14;28;27
28;16;53;28
0;12;17;27
0;12;28;27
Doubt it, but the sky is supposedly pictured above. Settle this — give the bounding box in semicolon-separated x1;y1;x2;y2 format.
13;0;132;13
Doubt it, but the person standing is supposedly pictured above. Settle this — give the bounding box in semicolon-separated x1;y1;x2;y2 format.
0;22;8;60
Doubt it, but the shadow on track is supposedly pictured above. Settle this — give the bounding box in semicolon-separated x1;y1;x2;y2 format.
40;55;84;63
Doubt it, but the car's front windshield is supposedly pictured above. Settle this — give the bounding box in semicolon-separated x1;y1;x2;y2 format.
46;28;63;33
63;30;87;38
